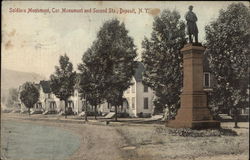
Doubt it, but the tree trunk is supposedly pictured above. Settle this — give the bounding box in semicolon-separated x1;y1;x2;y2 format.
28;108;30;117
98;104;101;115
234;112;239;128
85;100;88;122
94;105;97;120
115;105;118;121
65;99;68;119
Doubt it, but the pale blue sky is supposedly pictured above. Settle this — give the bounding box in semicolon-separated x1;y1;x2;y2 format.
2;1;247;78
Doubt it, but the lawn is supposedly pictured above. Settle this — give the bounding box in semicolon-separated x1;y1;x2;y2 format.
115;122;249;160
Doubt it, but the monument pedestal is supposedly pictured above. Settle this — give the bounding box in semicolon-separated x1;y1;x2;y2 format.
166;44;220;129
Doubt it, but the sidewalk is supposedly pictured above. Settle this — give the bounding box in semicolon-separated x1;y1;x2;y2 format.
1;113;165;127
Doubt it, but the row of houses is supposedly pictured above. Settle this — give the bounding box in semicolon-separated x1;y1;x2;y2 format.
15;62;211;117
17;62;154;117
18;80;84;115
18;60;249;118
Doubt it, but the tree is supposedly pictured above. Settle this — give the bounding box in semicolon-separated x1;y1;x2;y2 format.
6;88;19;108
141;9;186;119
205;3;250;128
79;19;137;121
97;19;137;121
78;47;106;120
20;82;39;116
50;54;76;118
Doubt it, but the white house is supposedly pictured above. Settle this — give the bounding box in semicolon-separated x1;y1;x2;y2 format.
18;81;62;114
123;62;155;117
97;62;154;117
38;80;61;114
39;80;87;115
68;88;85;114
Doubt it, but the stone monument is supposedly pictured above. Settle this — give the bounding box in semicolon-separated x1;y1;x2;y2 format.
166;6;220;129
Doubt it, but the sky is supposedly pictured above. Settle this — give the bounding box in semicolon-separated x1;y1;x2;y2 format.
2;1;248;79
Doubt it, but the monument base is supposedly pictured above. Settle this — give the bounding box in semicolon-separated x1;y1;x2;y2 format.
166;119;220;129
165;43;220;129
166;92;221;129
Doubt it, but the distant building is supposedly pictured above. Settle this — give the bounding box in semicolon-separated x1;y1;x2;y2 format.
68;76;85;114
38;80;60;113
38;79;88;115
123;62;155;117
18;81;61;114
97;62;155;117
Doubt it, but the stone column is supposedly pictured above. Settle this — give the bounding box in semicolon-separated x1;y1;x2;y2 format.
166;44;220;129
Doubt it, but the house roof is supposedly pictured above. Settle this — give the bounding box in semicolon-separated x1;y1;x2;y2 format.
39;80;51;93
134;61;145;82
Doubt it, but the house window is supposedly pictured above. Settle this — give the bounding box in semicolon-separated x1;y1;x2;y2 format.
245;108;249;114
144;85;148;92
204;73;210;87
132;97;135;109
132;84;135;93
242;108;249;115
144;97;148;109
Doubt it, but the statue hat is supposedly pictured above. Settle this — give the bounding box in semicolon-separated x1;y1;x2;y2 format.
189;5;194;9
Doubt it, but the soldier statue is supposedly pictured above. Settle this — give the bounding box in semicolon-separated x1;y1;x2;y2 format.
185;5;198;43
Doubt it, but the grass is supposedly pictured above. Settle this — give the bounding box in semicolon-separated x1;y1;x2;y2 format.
115;124;249;160
154;127;238;137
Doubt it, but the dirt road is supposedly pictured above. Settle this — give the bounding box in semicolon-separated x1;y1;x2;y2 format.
1;114;249;160
1;115;134;160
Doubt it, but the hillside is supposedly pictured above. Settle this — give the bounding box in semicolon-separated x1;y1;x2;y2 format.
1;68;45;96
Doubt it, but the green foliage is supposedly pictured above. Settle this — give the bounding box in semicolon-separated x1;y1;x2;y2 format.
20;82;39;110
50;54;76;101
78;47;106;107
141;9;186;117
97;19;137;107
205;3;249;123
78;19;137;120
79;19;137;107
6;88;19;107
